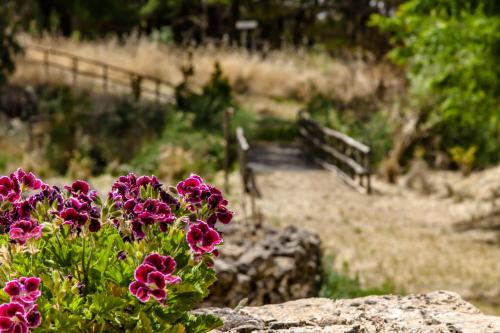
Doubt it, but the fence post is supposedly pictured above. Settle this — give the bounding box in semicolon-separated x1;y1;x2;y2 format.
72;57;78;87
43;50;49;81
155;80;160;103
102;65;108;93
130;75;142;101
365;152;371;194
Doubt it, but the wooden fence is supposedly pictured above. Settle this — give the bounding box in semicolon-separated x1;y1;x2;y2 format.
236;127;260;215
297;110;372;194
20;43;174;103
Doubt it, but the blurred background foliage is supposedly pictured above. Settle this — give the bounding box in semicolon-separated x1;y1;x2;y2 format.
0;0;499;177
371;0;500;168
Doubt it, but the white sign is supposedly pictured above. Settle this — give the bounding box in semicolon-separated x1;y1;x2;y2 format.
236;20;258;30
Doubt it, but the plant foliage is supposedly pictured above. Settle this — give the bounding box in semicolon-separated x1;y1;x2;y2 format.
371;0;500;167
0;169;233;332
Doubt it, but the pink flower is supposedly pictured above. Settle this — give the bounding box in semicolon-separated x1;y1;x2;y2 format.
0;302;29;333
60;207;88;228
186;221;222;254
176;174;209;203
0;176;20;203
3;277;41;306
65;180;90;195
129;254;181;305
133;199;174;226
9;220;42;245
143;253;177;276
129;266;167;304
13;169;44;191
215;206;233;224
25;305;41;329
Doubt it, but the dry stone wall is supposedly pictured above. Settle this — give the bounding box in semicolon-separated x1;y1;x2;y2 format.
205;223;322;307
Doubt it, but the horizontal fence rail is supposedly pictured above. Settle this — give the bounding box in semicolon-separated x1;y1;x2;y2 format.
19;43;175;103
297;110;372;194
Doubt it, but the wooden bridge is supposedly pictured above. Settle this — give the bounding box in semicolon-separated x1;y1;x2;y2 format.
237;110;372;211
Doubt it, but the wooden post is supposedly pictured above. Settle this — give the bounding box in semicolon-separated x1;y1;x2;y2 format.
72;57;78;87
102;65;108;93
43;50;49;81
365;152;371;194
155;80;160;103
223;107;234;193
131;75;142;101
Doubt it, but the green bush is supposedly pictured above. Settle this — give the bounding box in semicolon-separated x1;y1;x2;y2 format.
36;87;168;175
176;62;233;130
371;1;500;167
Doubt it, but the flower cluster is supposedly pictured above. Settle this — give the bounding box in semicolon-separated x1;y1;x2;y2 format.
176;174;233;226
58;180;101;232
186;220;221;254
0;169;49;244
109;174;179;240
129;254;180;305
0;170;234;329
0;169;44;204
0;277;42;333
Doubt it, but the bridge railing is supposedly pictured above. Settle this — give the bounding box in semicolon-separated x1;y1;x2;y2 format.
297;110;372;194
236;127;260;216
19;43;175;103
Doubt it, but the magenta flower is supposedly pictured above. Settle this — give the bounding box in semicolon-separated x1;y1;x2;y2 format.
136;175;161;190
143;253;177;276
215;206;233;224
131;220;146;240
58;191;100;232
0;302;29;333
176;174;209;203
65;180;90;195
25;305;41;329
129;265;167;304
60;207;88;228
110;173;160;203
0;176;20;203
8;201;32;222
3;277;41;306
133;199;175;227
129;254;180;305
28;185;63;212
186;221;222;254
13;169;44;191
9;220;42;245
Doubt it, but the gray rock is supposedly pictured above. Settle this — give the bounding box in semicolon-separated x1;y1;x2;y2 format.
205;223;322;307
197;291;500;332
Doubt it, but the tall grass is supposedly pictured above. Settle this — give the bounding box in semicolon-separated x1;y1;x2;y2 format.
13;34;400;104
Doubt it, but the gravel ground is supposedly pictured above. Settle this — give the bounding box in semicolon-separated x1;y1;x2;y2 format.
242;168;500;311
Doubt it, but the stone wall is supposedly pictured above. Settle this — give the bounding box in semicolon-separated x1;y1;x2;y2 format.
198;291;500;332
205;223;322;307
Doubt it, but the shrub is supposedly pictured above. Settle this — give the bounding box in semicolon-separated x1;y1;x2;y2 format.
175;62;233;130
0;169;233;332
37;87;168;175
371;1;500;167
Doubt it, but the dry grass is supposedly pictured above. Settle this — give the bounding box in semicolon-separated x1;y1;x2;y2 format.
244;168;500;313
12;34;400;108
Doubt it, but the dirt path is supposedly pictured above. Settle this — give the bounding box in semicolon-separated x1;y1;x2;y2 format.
249;169;500;308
